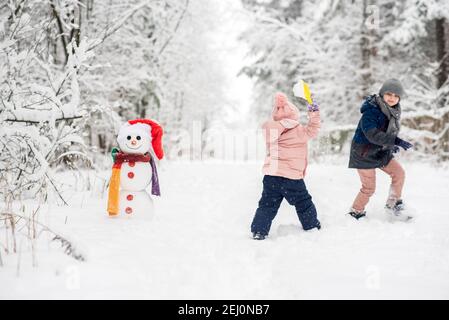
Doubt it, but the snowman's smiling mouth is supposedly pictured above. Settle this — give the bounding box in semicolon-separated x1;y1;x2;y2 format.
126;144;142;150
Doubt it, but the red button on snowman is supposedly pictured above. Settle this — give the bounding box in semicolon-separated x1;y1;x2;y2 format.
107;119;163;218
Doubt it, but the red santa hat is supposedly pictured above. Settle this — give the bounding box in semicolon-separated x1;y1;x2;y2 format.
127;118;164;160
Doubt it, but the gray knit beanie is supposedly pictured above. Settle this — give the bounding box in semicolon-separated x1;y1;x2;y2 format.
379;79;406;98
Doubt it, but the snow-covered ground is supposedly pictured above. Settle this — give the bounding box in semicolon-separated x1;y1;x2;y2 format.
1;159;449;299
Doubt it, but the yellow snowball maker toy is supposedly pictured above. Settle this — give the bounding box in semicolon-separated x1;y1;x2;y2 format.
292;79;313;104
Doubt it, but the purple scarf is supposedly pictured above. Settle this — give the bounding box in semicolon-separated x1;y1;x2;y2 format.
149;156;160;196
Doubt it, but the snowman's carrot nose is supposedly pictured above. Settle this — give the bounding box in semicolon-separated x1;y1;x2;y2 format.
131;140;137;145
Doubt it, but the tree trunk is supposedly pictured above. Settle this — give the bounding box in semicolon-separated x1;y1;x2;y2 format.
434;18;449;156
68;3;82;52
50;1;69;65
360;0;377;96
436;18;449;90
283;0;302;21
98;133;106;151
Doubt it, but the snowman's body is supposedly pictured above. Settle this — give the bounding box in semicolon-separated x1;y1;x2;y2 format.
119;161;154;217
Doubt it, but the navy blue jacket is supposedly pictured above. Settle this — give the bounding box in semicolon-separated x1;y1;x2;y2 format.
348;95;398;169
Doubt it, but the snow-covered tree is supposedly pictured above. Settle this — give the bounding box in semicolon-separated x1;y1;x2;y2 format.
378;0;449;158
0;1;97;202
240;0;368;127
75;0;229;159
240;0;449;158
1;0;232;204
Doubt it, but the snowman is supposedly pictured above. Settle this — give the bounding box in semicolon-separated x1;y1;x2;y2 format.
107;119;164;217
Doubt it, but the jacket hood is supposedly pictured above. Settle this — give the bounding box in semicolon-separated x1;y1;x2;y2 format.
360;95;379;114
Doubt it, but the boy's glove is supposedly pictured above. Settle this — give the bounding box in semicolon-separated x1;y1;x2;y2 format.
280;118;299;129
307;95;319;112
395;137;413;151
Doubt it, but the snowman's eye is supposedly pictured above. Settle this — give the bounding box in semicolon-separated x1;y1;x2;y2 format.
136;136;141;141
127;136;131;140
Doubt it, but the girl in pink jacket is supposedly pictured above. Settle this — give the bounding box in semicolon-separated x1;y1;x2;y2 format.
250;92;321;240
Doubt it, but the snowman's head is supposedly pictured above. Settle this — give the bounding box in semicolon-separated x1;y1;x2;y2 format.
117;123;152;155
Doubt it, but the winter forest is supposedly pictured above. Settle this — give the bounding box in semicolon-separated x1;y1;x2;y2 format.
1;0;449;300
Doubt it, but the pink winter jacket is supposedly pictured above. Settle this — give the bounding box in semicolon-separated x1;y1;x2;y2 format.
262;93;321;180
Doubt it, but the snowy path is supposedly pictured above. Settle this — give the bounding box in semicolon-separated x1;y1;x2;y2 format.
2;160;449;299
